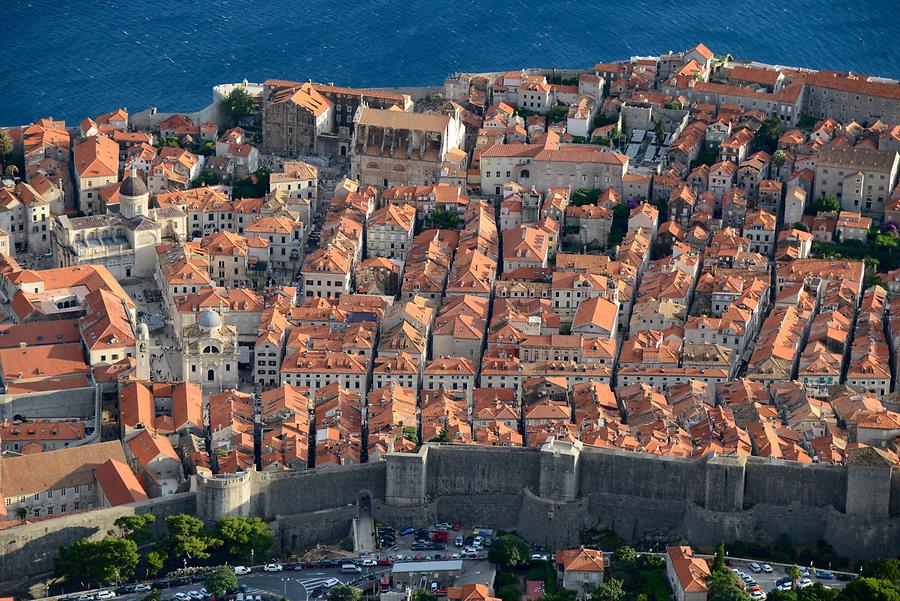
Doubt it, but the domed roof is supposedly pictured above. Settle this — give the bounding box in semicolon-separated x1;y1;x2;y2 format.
120;165;148;198
197;309;223;330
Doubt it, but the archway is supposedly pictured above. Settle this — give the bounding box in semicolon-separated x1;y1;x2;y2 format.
207;369;215;381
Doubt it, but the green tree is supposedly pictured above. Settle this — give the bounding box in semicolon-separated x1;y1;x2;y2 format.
654;121;666;145
546;106;568;124
412;591;439;601
402;426;419;444
712;541;726;574
55;537;139;588
328;584;363;601
864;559;900;583
205;566;239;596
540;590;576;601
497;584;522;601
165;514;219;565
754;117;783;154
875;232;898;250
429;426;451;443
773;149;787;169
706;570;750;601
158;135;181;148
191;169;219;188
215;516;274;563
798;583;838;601
145;549;167;577
840;577;900;601
815;196;841;214
789;564;802;590
115;514;157;544
0;130;13;163
612;546;637;563
223;87;256;120
590;577;625;601
488;534;531;568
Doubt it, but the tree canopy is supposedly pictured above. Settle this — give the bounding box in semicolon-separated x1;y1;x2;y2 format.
115;514;157;544
488;533;531;568
815;196;841;214
215;516;274;563
328;584;362;601
223;87;256;120
754;117;783;154
590;577;625;601
412;591;439;601
705;570;751;601
205;566;238;596
0;130;13;161
164;514;220;564
840;577;900;601
55;537;139;587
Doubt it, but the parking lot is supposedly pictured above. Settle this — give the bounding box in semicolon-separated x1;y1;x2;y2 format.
374;522;492;562
86;562;388;601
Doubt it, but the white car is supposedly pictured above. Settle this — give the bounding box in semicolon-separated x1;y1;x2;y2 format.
798;578;813;588
96;593;116;601
188;592;203;600
777;583;793;591
264;563;283;572
324;578;340;588
762;564;773;573
749;592;766;600
175;594;190;601
361;558;377;566
76;596;94;601
452;553;461;559
134;585;152;593
234;565;252;575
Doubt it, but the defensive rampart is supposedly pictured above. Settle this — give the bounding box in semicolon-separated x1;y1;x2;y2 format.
4;441;900;592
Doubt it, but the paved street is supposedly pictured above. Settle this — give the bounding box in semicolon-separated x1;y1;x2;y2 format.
109;565;387;601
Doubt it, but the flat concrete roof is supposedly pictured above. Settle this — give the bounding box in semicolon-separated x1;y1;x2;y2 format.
392;560;464;574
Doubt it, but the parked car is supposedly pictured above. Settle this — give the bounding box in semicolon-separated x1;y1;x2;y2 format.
361;558;378;566
324;578;340;588
341;564;362;574
836;573;856;582
473;536;484;547
77;596;95;601
749;562;761;573
96;593;116;601
816;570;834;579
319;559;338;568
174;594;190;601
377;558;394;566
234;566;251;575
399;527;416;536
134;585;152;593
264;563;283;572
435;523;452;530
455;536;464;547
187;592;203;600
762;564;773;574
798;578;813;588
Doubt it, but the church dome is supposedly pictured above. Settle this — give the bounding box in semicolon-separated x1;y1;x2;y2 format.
197;309;223;330
120;171;148;198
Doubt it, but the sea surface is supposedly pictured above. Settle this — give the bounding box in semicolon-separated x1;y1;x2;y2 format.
3;0;900;126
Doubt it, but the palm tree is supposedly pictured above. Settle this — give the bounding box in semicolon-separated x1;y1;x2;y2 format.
789;564;801;590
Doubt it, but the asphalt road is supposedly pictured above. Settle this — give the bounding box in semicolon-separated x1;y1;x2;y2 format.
110;566;388;601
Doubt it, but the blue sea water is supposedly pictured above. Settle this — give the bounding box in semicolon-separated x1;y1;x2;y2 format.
3;0;900;126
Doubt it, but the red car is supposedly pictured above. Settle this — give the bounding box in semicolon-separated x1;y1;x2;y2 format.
431;530;449;542
377;558;394;566
451;522;460;531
